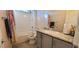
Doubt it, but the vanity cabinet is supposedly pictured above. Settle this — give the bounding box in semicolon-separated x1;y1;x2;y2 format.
53;38;73;48
37;32;52;48
37;32;42;48
42;34;52;48
37;31;73;48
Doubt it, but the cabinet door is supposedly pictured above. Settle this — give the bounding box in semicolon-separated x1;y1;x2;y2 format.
42;34;52;48
53;38;73;48
37;32;42;48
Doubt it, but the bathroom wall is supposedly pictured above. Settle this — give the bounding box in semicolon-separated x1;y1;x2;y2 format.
30;10;37;32
74;22;79;47
0;10;12;48
63;11;79;34
65;11;78;26
36;10;66;32
36;10;48;29
0;20;2;47
62;10;79;47
48;10;66;32
73;12;79;47
77;18;79;47
36;10;78;33
13;11;35;37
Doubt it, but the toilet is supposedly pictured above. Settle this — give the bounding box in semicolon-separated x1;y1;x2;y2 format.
26;32;36;44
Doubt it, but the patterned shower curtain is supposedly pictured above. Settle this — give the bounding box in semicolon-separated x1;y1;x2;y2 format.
7;10;15;29
7;10;16;43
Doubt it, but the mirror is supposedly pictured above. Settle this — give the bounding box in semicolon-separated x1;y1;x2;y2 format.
47;10;79;37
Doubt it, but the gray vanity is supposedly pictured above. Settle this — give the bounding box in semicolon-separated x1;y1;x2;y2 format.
36;29;77;48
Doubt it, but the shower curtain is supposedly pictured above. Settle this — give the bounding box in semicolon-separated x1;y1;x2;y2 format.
4;18;12;39
6;10;16;43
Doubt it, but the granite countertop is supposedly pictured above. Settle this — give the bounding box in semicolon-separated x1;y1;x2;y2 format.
37;29;75;45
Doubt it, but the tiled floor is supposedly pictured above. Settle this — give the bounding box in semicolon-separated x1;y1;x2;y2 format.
13;40;37;48
12;35;37;48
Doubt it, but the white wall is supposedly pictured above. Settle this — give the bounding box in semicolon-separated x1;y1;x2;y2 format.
0;11;4;47
36;10;66;32
63;11;79;34
30;11;36;32
13;11;36;37
74;24;79;46
0;10;12;48
65;11;78;26
48;10;66;32
36;10;48;29
0;24;2;47
36;10;79;33
74;12;79;46
0;11;7;47
63;11;79;47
